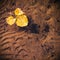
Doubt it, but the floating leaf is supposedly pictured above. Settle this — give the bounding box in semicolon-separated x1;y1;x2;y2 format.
6;16;16;25
16;15;28;27
14;8;24;15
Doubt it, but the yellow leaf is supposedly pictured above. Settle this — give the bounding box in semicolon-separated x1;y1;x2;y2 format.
6;16;16;25
16;15;28;27
14;8;24;16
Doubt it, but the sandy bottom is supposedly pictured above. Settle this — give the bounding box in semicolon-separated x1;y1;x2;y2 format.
0;0;60;60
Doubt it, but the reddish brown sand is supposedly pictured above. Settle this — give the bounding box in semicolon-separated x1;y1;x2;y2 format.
0;0;60;60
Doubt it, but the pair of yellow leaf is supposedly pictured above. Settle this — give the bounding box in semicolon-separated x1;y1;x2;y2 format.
6;8;28;27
